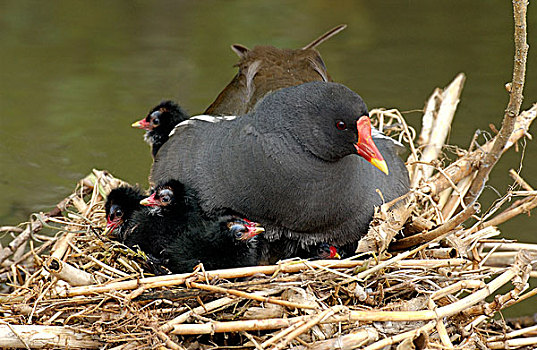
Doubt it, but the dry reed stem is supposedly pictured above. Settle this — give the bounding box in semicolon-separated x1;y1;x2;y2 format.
440;174;474;221
465;0;529;206
53;256;468;297
362;321;436;350
0;324;102;349
414;73;466;184
390;202;479;250
270;306;344;350
44;257;96;286
0;218;43;265
509;168;534;190
293;328;379;350
436;319;454;349
260;320;308;348
159;297;237;332
488;324;537;342
170;250;532;335
423;104;537;197
67;241;130;278
488;336;537;349
56;260;358;297
429;280;485;301
187;281;316;310
58;259;466;298
171;317;302;335
470;194;537;234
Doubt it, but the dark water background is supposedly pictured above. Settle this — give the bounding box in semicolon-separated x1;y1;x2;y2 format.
1;1;536;315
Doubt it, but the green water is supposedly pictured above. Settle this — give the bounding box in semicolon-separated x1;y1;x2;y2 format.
1;0;536;315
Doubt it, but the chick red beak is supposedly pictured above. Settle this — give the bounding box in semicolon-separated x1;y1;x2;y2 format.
329;246;341;259
230;218;265;240
354;116;389;175
140;193;160;206
105;218;120;232
131;118;151;130
243;224;265;240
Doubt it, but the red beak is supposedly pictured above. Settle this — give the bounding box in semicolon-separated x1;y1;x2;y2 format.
329;246;341;259
243;224;265;240
354;116;389;175
105;218;120;233
131;118;152;130
140;193;160;206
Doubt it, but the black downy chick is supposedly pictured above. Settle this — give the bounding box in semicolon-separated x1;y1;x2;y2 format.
105;186;173;273
104;185;146;242
104;182;186;264
313;244;341;260
140;180;265;273
131;100;190;158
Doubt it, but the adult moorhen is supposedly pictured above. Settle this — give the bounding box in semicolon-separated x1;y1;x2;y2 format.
205;24;346;116
131;100;190;158
151;82;409;260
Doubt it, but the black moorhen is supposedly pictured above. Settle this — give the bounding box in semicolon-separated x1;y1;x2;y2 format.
314;244;341;260
131;100;190;158
105;183;184;262
105;185;146;242
140;180;265;273
151;82;410;261
205;24;346;116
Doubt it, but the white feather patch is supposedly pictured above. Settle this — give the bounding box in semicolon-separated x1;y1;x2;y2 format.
169;115;238;137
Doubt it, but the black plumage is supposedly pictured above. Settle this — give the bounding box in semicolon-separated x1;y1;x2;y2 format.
104;184;182;262
104;181;264;273
104;185;146;242
151;82;409;259
131;100;190;158
162;216;263;272
140;180;265;273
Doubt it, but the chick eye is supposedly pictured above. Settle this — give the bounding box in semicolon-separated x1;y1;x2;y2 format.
115;208;123;218
152;117;160;126
336;121;347;130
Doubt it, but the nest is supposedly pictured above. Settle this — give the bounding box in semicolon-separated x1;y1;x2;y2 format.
1;74;537;349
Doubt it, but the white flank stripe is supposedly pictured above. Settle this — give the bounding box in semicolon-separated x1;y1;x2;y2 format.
169;114;239;136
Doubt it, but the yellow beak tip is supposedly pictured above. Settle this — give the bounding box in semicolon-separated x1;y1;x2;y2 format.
371;159;389;175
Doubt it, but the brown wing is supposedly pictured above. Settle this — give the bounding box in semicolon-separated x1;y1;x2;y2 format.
204;25;347;116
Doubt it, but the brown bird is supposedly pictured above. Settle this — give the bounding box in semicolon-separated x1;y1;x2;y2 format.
204;24;347;116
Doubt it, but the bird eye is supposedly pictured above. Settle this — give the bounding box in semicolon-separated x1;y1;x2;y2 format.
228;224;245;240
158;189;173;204
152;117;160;126
336;121;347;130
115;208;123;218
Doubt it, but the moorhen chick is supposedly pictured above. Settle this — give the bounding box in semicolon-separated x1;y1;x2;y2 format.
140;180;265;273
105;183;184;263
131;100;190;158
104;185;146;242
205;24;346;116
151;82;409;261
105;181;265;273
